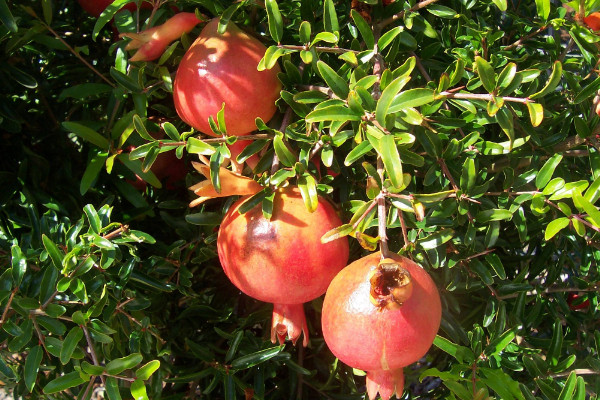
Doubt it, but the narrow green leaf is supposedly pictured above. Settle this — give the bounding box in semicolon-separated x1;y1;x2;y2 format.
305;105;363;123
317;61;349;99
545;217;570;240
496;107;515;149
535;0;550;20
186;137;216;155
43;371;87;394
460;158;476;192
573;191;600;227
375;76;410;125
484;329;516;356
323;0;339;33
573;76;600;104
433;336;475;363
231;346;284;370
547;319;563;366
557;371;577;400
299;21;311;43
298;173;318;213
536;154;563;189
485;253;506;280
530;61;562;99
378;26;402;51
92;0;132;39
351;9;374;49
0;0;18;32
491;0;507;11
273;136;296;167
24;345;43;392
62;122;110;149
475;56;496;93
105;377;122;400
135;360;160;380
573;376;586;400
106;353;144;375
476;209;514;223
265;0;283;43
388;88;435;113
81;151;108;195
344;141;373;166
378;135;403;188
418;229;454;250
60;326;83;365
11;244;27;286
130;379;148;400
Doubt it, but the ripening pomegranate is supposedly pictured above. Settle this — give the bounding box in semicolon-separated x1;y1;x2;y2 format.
173;18;281;136
322;252;441;400
217;187;349;346
584;12;600;31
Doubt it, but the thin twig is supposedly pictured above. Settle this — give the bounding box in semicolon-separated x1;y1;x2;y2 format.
0;289;17;329
379;0;441;29
503;25;549;50
439;91;531;104
550;368;600;378
278;44;359;54
83;326;106;385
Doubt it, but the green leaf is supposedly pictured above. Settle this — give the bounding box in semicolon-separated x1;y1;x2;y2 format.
60;326;83;365
526;102;544;127
299;21;311;43
62;122;110;149
491;0;507;11
105;377;122;400
273;135;296;167
317;61;349;99
427;4;457;18
433;336;475;363
378;135;403;189
231;346;284;369
536;154;563;189
265;0;283;43
11;244;27;286
495;107;515;149
476;209;514;223
81;361;105;376
81;151;108;195
24;345;43;392
418;229;454;250
573;191;600;227
485;253;506;280
8;319;32;352
378;26;402;51
130;379;148;400
547;319;563;366
530;61;562;99
298;173;318;212
344;141;373;166
305;105;362;123
136;360;160;380
484;329;516;356
92;0;131;39
479;368;523;400
475;56;496;93
460;158;476;193
545;217;570;240
43;371;87;394
557;371;577;400
106;353;144;375
497;63;517;90
186;137;216;155
535;0;550;20
217;3;243;34
388;89;435;113
375;76;410;125
351;9;374;49
84;204;102;234
573;76;600;104
323;0;339;33
0;0;18;32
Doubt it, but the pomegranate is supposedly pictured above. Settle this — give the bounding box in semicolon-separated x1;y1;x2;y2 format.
173;18;281;136
120;13;203;62
77;0;153;18
321;252;441;400
584;12;600;31
217;187;349;346
567;292;590;310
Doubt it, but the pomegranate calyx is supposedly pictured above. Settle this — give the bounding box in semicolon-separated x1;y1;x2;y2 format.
120;12;204;62
188;163;262;207
368;258;413;310
366;369;405;400
271;303;309;347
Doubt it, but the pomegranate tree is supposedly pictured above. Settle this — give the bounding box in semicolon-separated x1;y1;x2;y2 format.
217;187;349;346
322;252;441;400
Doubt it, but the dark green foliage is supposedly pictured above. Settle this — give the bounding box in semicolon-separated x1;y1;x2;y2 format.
1;0;600;399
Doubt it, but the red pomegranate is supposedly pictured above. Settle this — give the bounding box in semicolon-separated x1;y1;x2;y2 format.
584;12;600;32
322;252;441;400
567;292;590;310
77;0;153;18
217;187;349;346
173;18;281;137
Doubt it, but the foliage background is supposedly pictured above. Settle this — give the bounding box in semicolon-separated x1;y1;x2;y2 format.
0;0;599;399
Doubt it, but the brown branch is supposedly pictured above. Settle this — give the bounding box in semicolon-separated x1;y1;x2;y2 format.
102;224;129;241
83;326;106;385
278;44;359;54
549;368;600;378
503;25;549;50
497;284;600;300
0;289;18;329
379;0;441;29
439;91;531;104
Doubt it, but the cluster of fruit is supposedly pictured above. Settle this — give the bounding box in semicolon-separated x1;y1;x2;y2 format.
79;3;442;399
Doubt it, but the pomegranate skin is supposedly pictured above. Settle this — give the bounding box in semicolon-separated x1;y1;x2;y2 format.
77;0;152;18
173;18;281;136
217;187;349;305
321;252;441;398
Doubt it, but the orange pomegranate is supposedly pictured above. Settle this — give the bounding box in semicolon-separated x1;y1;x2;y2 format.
322;252;441;400
584;12;600;31
217;187;349;346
